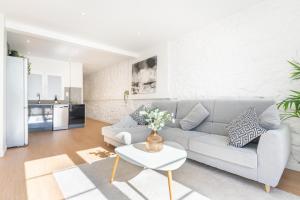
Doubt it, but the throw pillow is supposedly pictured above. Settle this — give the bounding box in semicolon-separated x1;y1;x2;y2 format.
180;103;209;130
130;105;147;125
112;115;138;128
226;107;267;148
259;105;281;130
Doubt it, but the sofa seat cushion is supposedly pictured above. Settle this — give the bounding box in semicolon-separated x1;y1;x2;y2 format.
189;134;258;168
159;127;208;149
102;126;150;145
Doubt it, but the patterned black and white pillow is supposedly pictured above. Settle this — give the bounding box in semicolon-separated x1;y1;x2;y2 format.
130;105;147;125
226;107;267;148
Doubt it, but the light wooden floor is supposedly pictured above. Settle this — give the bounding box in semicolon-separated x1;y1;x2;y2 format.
0;118;113;200
0;118;299;200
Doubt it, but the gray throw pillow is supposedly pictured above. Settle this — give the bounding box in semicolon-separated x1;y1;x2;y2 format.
259;105;281;130
112;115;138;128
130;105;147;125
180;103;209;131
226;107;267;148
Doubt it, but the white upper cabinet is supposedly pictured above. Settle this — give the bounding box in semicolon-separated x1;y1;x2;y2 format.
28;73;43;100
70;62;83;88
27;56;83;100
47;75;63;100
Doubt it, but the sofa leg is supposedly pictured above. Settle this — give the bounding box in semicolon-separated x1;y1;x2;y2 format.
264;184;271;193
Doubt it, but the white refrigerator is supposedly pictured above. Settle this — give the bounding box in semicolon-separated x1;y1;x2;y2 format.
6;56;28;148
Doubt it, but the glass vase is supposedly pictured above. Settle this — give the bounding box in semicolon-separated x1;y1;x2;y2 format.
145;130;164;152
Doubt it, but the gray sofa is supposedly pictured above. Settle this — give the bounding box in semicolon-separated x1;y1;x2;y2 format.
102;99;290;191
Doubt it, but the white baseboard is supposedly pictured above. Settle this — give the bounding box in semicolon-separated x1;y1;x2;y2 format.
287;156;300;172
87;117;114;125
0;145;7;157
100;119;115;124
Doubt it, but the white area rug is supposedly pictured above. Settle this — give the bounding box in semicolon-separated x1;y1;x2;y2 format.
54;158;300;200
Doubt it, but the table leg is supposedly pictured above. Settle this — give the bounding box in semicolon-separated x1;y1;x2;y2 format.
167;170;173;200
110;155;120;183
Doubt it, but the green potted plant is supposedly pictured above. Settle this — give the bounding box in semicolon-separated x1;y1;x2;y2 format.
8;48;32;75
278;60;300;119
278;60;300;164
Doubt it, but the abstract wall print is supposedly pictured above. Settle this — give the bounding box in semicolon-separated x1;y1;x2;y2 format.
131;56;157;95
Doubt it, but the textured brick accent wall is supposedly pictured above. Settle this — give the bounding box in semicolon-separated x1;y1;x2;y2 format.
83;60;158;123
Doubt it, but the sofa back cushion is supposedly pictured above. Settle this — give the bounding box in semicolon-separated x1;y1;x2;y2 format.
151;101;177;115
258;105;281;130
152;98;276;135
180;102;209;130
177;100;214;120
211;98;275;135
177;100;214;132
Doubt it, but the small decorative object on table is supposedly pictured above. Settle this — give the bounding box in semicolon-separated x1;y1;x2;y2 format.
54;95;59;104
140;107;174;152
123;90;129;104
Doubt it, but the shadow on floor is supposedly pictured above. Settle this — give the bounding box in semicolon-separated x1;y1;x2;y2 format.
52;158;299;200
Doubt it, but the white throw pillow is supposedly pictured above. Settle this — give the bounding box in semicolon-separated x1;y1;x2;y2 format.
112;116;138;128
180;103;209;131
259;105;281;130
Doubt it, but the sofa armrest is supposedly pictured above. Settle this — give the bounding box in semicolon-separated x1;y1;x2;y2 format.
257;125;291;187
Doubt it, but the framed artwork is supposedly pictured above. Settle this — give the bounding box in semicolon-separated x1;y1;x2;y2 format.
131;56;157;95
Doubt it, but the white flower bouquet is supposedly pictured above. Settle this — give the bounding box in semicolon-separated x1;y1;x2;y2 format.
140;107;175;131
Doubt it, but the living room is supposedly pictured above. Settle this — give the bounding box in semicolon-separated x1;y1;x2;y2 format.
0;0;300;200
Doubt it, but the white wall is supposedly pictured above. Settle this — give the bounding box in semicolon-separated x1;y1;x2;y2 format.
168;0;300;170
168;0;300;100
130;43;170;99
0;14;6;157
28;56;83;100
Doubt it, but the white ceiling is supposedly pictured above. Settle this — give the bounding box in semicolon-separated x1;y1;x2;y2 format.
1;0;263;52
7;31;131;74
2;0;264;74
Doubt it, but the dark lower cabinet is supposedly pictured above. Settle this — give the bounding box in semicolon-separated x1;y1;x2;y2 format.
28;105;53;132
69;104;85;128
28;104;85;131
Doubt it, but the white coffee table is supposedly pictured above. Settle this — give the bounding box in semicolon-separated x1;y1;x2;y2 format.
110;141;187;200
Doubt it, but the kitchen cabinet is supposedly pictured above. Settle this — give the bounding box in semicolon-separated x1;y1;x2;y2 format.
47;75;63;100
28;73;63;100
28;74;43;100
70;63;83;88
27;57;83;101
28;104;53;132
69;104;85;128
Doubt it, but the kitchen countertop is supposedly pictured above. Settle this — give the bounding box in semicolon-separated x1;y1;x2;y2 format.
28;104;54;105
28;103;85;106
